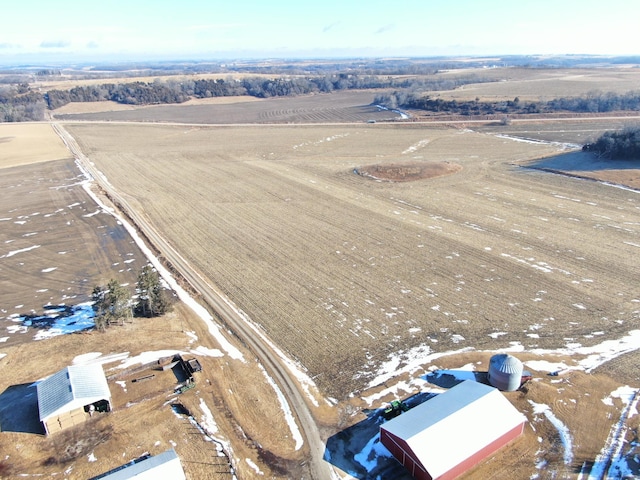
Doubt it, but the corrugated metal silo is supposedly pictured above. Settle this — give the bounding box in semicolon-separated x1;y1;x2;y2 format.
488;354;523;391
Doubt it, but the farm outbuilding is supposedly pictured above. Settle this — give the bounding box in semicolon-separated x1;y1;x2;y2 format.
37;364;111;435
380;380;526;480
90;449;186;480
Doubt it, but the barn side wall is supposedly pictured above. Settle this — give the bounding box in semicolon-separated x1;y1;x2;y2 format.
380;429;432;480
437;420;525;480
44;406;88;435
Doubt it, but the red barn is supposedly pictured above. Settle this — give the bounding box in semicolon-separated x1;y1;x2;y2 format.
380;380;526;480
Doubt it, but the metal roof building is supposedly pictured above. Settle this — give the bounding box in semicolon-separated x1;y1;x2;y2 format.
37;364;111;435
91;449;186;480
380;380;526;480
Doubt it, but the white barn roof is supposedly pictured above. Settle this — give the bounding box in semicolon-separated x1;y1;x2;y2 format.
381;380;526;479
93;449;186;480
37;364;111;422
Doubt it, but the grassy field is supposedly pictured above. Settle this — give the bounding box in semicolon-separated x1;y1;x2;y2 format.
67;121;640;400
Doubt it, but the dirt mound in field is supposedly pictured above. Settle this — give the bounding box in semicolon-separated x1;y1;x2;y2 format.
356;161;462;182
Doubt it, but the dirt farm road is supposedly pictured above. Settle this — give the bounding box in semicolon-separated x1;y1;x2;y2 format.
51;122;335;480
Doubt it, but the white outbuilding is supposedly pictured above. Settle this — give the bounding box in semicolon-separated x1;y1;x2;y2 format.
380;380;526;480
90;449;186;480
37;364;111;435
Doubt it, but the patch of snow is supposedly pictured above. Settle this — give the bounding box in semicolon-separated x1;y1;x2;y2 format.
191;345;223;357
588;388;640;479
7;325;27;334
518;330;640;375
73;351;130;366
72;352;104;364
353;432;394;472
185;331;198;343
366;345;474;389
1;244;40;258
489;331;508;338
41;267;57;273
87;452;96;462
246;458;264;475
427;367;477;383
258;364;304;451
361;380;421;406
30;303;96;340
529;401;573;464
525;360;570;373
402;139;430;155
235;307;323;406
116;350;182;370
199;398;219;434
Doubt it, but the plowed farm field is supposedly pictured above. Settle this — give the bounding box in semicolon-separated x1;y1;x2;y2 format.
54;90;398;124
67;121;640;399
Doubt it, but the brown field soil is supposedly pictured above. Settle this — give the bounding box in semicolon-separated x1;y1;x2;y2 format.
53;90;396;124
52;96;262;116
437;67;640;101
0;158;145;319
66;122;640;402
0;123;71;168
358;161;462;182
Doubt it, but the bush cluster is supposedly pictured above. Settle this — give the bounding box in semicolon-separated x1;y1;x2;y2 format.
583;127;640;159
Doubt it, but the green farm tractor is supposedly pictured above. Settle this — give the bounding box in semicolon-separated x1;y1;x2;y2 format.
383;400;408;420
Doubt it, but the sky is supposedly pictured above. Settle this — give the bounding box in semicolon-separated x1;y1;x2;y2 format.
1;0;639;65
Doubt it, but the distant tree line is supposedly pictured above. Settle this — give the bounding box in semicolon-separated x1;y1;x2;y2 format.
375;90;640;116
4;65;640;123
41;73;493;109
0;85;46;121
582;126;640;159
91;264;173;330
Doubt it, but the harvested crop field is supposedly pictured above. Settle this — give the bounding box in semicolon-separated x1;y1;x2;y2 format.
438;67;640;101
0;123;148;327
53;90;399;124
66;121;640;399
0;123;71;168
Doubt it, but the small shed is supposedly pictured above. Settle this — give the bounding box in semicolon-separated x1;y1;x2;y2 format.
37;364;111;435
90;449;186;480
380;380;526;480
487;354;524;391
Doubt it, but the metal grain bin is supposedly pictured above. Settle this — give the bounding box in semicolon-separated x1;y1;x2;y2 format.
488;354;523;391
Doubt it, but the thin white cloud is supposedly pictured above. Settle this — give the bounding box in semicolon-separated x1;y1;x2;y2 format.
375;24;395;35
186;23;245;32
322;22;340;33
40;40;70;48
